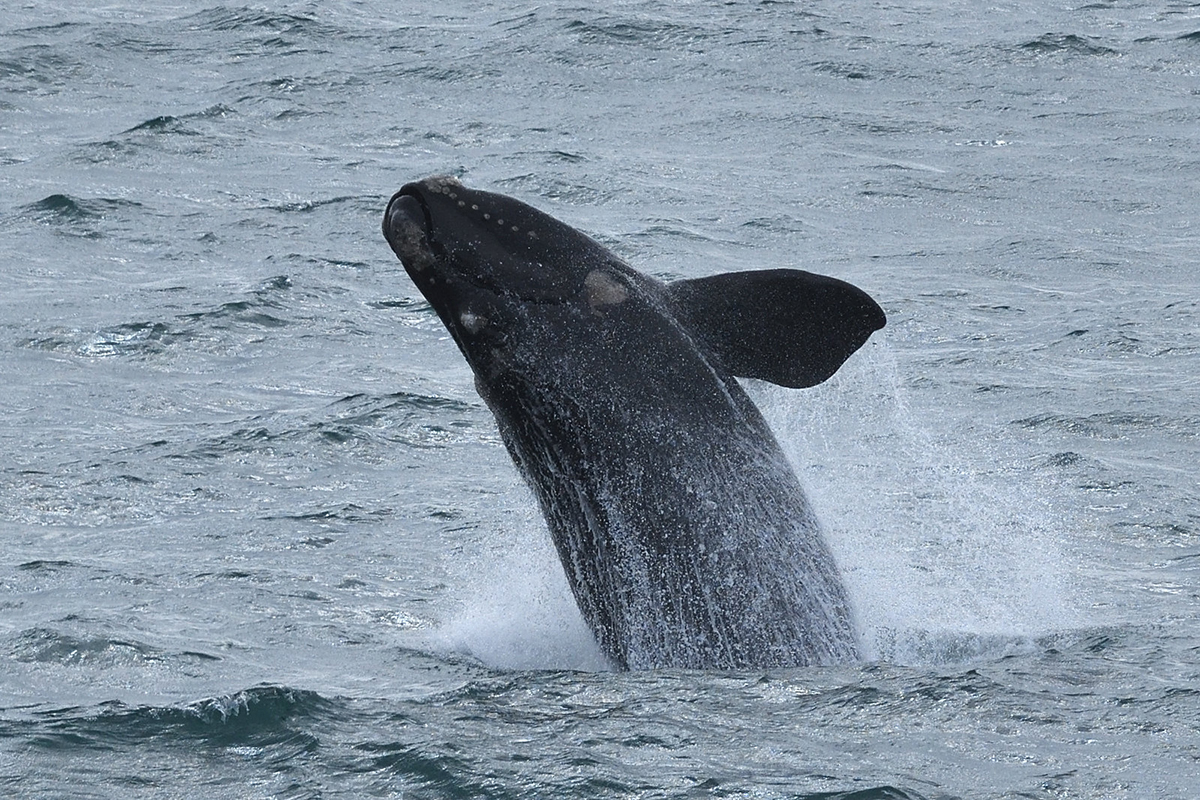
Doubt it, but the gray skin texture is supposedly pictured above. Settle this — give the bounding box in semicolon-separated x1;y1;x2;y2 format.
382;176;885;670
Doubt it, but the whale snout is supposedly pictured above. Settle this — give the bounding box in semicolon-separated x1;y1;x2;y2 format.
383;191;436;271
383;192;426;241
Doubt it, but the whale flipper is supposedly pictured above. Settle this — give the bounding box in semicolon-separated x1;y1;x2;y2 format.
668;269;886;389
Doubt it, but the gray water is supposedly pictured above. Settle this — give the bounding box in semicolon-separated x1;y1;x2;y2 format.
2;2;1198;798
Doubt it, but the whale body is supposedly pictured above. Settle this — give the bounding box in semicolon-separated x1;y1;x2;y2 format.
382;176;885;670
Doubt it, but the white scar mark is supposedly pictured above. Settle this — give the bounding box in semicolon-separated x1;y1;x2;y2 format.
584;270;629;311
427;175;464;194
459;310;488;333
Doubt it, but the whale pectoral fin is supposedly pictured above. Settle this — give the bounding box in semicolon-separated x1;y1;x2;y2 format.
667;269;886;389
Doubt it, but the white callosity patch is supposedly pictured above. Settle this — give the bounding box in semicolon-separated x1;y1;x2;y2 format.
391;217;436;272
459;310;488;334
426;174;464;194
584;270;628;313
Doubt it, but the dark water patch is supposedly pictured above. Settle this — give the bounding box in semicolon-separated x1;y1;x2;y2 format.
1019;33;1119;56
235;69;368;98
264;503;393;525
124;115;195;135
352;741;493;796
1078;478;1137;493
119;105;233;138
178;275;293;331
564;15;719;50
313;391;482;449
24;308;239;358
178;7;335;39
21;321;186;359
741;214;810;234
972;304;1026;314
17;559;76;572
11;628;164;667
368;296;432;312
266;195;364;214
332;391;476;415
0;45;86;94
1113;520;1193;540
491;173;620;206
1037;451;1090;468
69;138;141;165
73;105;236;165
871;628;1044;666
804;786;926;800
1179;31;1200;42
180;301;289;330
629;221;727;244
546;149;587;163
274;107;316;121
389;61;502;84
79;25;183;57
85;321;188;358
7;21;84;36
193;568;274;584
813;61;873;80
168;425;285;460
1014;411;1197;438
25;685;337;752
158;389;481;463
492;8;543;33
18;194;145;233
298;255;371;270
13;559;150;588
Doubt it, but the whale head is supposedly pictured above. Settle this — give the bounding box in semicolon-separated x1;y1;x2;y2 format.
382;176;640;368
383;175;624;296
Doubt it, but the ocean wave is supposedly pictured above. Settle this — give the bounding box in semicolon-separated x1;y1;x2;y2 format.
1014;411;1199;439
69;104;237;165
805;789;925;800
21;275;295;359
491;173;621;206
11;628;165;667
1019;33;1119;57
177;7;337;39
152;388;483;464
299;390;483;450
264;195;369;214
22;685;338;752
23;193;142;219
121;105;234;135
0;45;86;95
564;15;720;49
7;625;225;668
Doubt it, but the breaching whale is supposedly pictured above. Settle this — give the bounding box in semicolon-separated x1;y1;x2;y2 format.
382;176;885;670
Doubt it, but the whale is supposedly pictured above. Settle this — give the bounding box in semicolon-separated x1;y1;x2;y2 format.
382;176;885;670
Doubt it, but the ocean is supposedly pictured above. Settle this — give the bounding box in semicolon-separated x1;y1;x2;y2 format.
2;1;1198;797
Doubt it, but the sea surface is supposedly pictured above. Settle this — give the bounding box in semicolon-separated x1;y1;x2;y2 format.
2;1;1199;798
